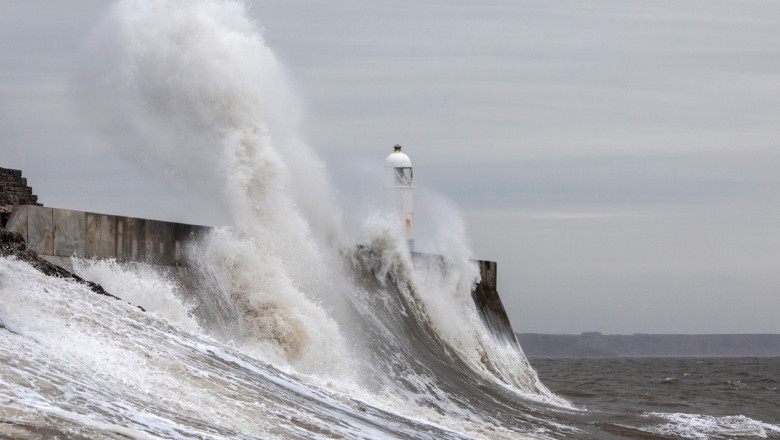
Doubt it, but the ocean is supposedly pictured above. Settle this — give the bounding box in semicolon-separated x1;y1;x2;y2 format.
1;253;778;439
2;0;779;438
530;357;780;439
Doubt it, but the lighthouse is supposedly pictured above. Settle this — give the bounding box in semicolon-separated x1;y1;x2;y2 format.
385;144;414;251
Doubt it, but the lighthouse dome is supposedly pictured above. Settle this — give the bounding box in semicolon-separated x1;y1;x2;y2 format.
385;145;412;168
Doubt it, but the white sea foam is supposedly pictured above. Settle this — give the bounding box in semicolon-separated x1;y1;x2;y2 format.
357;207;567;406
1;257;559;439
71;258;200;332
185;226;353;376
75;0;353;376
642;412;780;439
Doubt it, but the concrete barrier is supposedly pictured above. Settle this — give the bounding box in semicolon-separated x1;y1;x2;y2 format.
6;205;208;270
472;260;515;342
410;253;513;340
6;204;512;339
3;167;515;343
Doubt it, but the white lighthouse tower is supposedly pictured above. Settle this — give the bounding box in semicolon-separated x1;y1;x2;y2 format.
385;144;414;251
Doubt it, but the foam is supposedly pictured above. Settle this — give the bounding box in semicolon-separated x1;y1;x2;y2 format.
75;0;354;376
4;256;530;439
71;258;200;332
642;412;780;439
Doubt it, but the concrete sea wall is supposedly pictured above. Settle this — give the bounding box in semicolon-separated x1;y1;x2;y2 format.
6;205;208;271
5;204;513;339
472;259;515;341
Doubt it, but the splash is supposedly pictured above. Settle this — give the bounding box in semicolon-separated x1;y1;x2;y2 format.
74;0;557;403
71;257;200;332
351;213;565;406
75;0;350;375
2;257;544;440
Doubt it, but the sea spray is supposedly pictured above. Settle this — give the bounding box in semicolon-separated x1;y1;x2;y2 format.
71;258;201;333
411;194;561;401
1;258;503;439
74;0;559;406
75;0;353;375
185;226;351;374
351;213;566;406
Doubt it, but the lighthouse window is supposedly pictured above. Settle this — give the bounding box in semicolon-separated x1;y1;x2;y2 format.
394;167;412;185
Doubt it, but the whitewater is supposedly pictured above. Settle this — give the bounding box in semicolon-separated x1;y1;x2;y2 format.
1;1;778;439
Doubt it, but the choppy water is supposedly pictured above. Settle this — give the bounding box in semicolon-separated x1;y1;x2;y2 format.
2;254;779;440
531;357;780;439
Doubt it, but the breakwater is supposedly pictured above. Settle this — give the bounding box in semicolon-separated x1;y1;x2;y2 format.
4;201;513;340
1;166;514;340
5;204;207;271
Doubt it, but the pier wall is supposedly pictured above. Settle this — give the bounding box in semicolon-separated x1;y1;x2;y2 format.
6;204;513;340
472;259;515;341
6;205;208;271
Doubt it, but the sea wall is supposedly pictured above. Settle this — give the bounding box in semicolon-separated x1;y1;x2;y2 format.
471;260;515;341
6;205;208;271
5;204;512;339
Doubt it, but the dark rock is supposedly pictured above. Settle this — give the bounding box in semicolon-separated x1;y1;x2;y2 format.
1;167;43;228
1;228;144;312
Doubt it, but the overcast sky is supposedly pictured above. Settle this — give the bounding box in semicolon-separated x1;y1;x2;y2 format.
2;1;779;334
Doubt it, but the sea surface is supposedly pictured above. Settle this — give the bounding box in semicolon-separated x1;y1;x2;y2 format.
530;357;780;439
2;253;779;440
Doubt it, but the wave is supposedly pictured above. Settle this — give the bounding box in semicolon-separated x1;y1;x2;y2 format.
71;0;554;401
2;0;582;437
0;257;539;439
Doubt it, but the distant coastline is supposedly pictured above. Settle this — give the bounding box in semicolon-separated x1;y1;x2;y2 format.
516;332;780;357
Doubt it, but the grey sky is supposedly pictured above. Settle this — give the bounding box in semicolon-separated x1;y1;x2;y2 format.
2;1;779;333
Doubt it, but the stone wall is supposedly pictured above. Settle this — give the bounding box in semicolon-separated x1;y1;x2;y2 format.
5;197;512;343
1;167;41;227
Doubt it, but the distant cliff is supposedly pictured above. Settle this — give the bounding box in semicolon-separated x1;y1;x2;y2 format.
517;332;780;357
